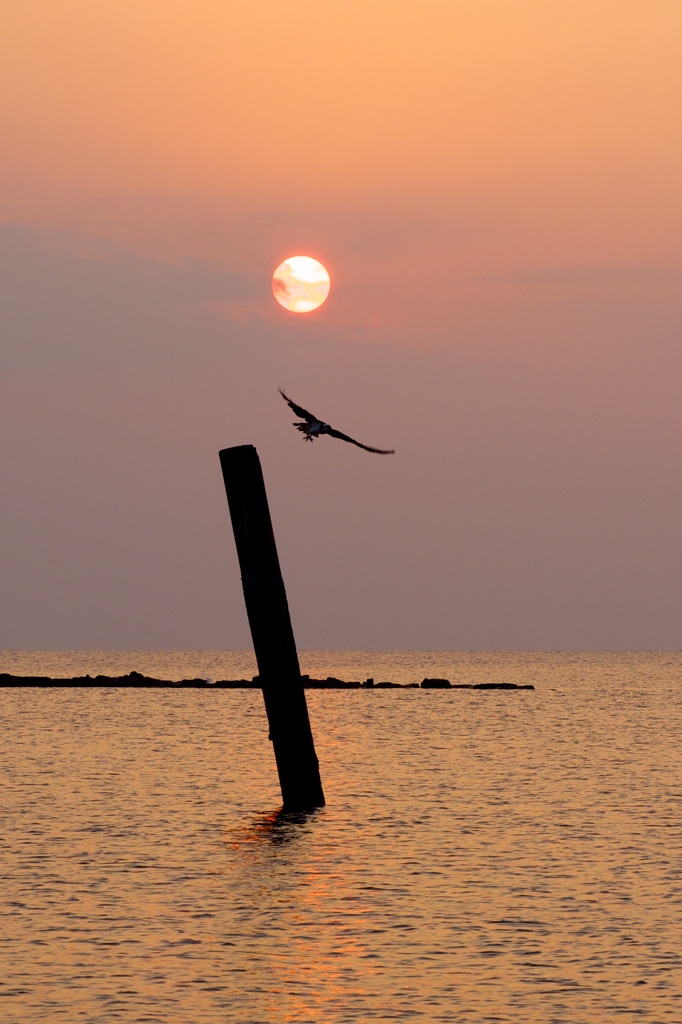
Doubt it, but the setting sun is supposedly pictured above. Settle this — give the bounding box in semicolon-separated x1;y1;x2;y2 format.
272;256;331;313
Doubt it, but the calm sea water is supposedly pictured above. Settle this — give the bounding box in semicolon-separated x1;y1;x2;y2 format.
1;650;680;1023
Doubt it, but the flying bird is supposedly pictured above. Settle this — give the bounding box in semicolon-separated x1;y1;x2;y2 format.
278;389;395;454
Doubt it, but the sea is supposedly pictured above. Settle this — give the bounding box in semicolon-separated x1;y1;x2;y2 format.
1;650;680;1024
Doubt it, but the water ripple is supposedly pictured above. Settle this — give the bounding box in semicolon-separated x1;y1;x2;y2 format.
0;652;680;1021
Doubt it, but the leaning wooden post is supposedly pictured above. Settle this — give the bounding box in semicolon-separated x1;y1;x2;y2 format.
219;444;325;811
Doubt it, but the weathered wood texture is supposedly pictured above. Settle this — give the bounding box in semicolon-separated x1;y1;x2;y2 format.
219;444;325;810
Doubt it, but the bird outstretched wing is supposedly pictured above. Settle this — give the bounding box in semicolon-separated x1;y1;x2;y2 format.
327;427;395;454
278;388;318;423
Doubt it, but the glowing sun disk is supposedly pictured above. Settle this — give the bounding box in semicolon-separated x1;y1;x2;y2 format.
273;256;330;313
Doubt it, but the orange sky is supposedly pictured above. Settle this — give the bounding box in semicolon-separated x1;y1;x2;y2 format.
2;1;680;352
1;2;682;648
2;1;680;212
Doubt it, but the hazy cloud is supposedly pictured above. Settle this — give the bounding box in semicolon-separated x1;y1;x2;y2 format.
1;222;682;650
0;224;262;374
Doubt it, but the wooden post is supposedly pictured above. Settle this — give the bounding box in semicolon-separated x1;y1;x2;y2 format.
219;444;325;811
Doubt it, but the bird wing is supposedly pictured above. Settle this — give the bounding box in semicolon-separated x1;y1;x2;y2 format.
327;427;395;454
278;388;318;423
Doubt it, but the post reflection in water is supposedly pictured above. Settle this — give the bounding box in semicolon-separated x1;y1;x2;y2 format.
229;806;323;850
226;804;378;1022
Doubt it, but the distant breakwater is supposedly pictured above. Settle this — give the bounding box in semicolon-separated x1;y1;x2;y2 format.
0;672;534;690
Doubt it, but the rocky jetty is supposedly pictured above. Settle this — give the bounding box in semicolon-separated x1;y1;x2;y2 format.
0;671;534;690
0;671;255;688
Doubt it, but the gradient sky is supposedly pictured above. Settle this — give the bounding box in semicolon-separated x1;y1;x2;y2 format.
1;1;681;649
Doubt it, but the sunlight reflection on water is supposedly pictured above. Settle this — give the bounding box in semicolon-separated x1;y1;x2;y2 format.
1;651;681;1022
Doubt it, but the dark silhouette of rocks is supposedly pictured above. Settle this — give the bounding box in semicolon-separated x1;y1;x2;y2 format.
473;682;535;690
0;672;534;690
0;672;255;688
420;678;534;690
304;677;362;689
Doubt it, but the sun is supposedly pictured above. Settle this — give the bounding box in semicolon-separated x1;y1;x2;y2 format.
272;256;331;313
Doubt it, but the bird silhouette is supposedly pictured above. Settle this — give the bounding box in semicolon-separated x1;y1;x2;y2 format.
278;389;394;454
